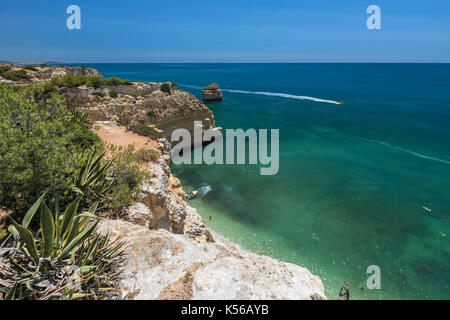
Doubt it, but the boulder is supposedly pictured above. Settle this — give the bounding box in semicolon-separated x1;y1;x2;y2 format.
97;219;327;300
202;83;224;102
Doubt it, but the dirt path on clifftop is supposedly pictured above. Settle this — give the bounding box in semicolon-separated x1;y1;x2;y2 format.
92;123;158;151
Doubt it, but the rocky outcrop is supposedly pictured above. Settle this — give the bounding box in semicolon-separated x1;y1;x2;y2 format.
0;65;101;84
202;83;224;102
123;138;207;237
97;220;326;300
2;66;216;141
66;83;215;140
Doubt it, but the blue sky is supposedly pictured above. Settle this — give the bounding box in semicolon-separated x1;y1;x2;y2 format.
1;0;450;62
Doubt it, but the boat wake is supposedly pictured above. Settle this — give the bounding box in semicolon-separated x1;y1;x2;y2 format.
181;84;341;104
363;138;450;165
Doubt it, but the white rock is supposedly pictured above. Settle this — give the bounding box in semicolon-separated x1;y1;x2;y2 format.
97;220;326;300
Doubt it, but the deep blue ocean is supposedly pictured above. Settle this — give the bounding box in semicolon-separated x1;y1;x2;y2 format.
75;63;450;299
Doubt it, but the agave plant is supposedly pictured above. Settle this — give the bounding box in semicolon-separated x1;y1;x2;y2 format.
0;194;123;300
70;108;91;127
75;151;114;199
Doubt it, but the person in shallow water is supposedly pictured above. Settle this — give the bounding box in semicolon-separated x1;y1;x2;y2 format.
338;282;351;300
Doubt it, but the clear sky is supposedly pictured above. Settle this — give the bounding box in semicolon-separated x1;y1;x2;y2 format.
1;0;450;62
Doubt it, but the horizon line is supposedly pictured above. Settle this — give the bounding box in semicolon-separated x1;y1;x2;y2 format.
3;61;450;64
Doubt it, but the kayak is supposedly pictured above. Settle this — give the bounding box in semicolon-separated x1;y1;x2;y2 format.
186;190;198;200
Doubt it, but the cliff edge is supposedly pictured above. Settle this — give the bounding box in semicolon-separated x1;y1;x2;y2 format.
93;121;326;300
1;66;327;300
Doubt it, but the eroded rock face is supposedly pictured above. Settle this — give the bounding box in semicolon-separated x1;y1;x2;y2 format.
123;139;207;237
202;83;224;102
97;132;326;300
97;220;326;300
66;84;215;139
2;66;215;141
0;65;102;84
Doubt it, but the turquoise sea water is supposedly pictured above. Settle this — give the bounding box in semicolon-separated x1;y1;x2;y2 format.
78;63;450;299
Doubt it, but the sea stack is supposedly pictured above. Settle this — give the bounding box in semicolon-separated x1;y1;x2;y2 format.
202;83;224;102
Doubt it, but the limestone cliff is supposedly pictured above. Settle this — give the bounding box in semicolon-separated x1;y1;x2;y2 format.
1;65;215;140
0;65;101;84
65;81;215;140
3;66;327;300
93;122;326;300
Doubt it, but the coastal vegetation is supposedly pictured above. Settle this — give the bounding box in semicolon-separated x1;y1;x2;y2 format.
160;83;172;95
0;84;101;213
0;83;149;216
128;124;162;139
41;74;132;93
0;81;150;299
108;90;118;98
134;148;160;163
23;65;38;72
0;67;30;81
0;194;123;300
92;91;106;97
104;144;149;216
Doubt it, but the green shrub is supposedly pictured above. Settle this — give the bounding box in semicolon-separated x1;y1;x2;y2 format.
1;194;123;300
146;110;156;117
42;81;59;94
183;272;192;283
160;83;171;94
0;228;6;240
104;77;132;86
0;84;102;213
86;76;103;88
109;90;118;98
107;77;122;86
134;148;160;163
106;145;149;216
0;65;11;73
42;74;132;94
129;124;162;139
70;108;91;127
92;91;105;97
1;70;30;81
23;65;38;71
